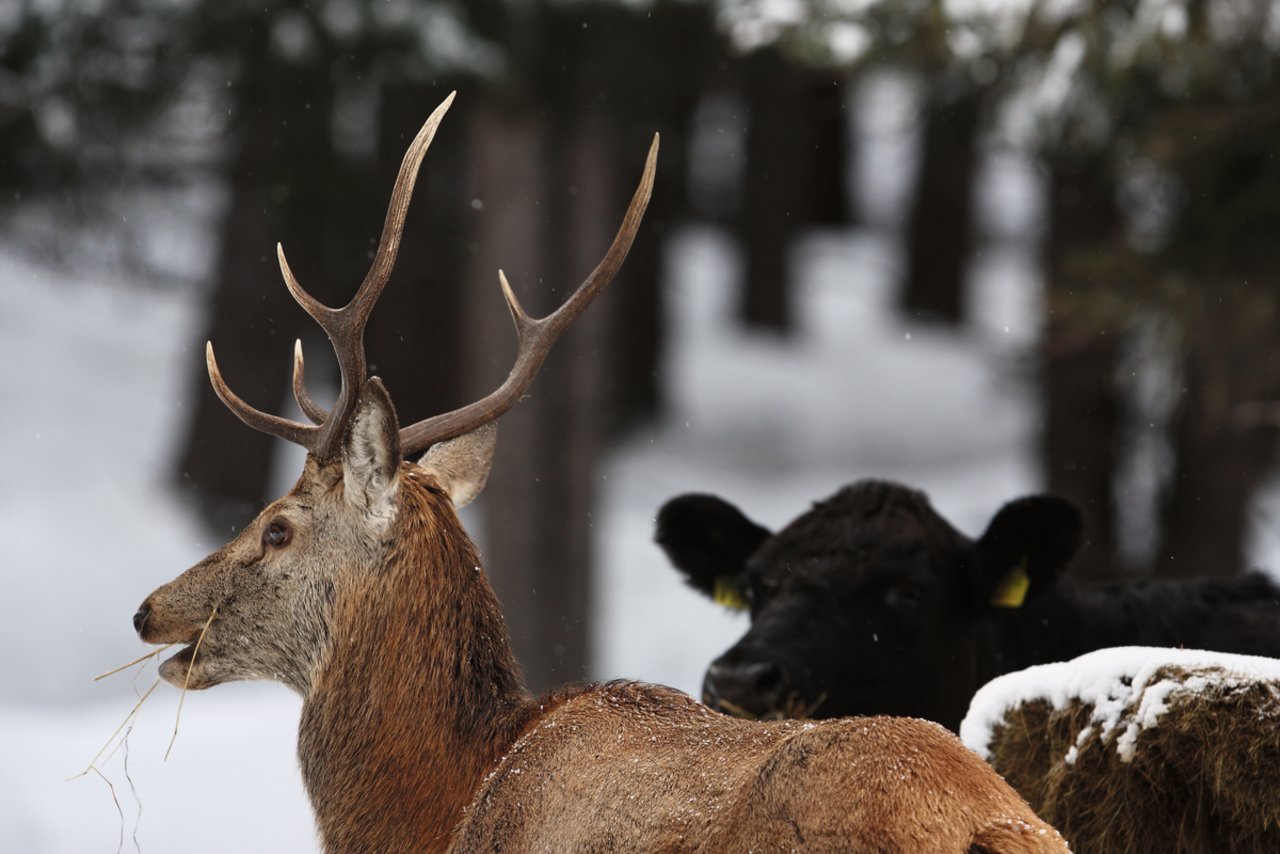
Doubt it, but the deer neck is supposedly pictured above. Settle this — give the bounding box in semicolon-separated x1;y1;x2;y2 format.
298;470;533;853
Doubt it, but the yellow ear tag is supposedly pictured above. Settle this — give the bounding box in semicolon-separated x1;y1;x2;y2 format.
713;577;749;611
990;559;1031;608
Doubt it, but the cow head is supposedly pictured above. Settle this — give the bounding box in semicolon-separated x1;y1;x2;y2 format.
655;480;1082;730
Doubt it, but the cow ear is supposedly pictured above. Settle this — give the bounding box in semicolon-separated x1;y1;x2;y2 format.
655;494;772;611
974;495;1083;609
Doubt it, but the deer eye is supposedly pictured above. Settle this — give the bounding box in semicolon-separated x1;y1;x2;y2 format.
263;520;292;548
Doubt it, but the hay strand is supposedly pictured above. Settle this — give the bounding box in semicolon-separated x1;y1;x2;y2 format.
710;691;830;722
122;719;143;854
68;678;161;782
94;644;176;682
90;766;125;854
164;606;217;761
714;698;756;720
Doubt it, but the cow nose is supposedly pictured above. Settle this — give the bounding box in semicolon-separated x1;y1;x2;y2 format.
132;604;151;637
703;659;783;714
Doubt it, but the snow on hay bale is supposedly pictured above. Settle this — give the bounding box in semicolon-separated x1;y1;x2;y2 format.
960;647;1280;853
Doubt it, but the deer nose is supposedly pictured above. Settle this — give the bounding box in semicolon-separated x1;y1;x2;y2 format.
133;604;151;637
703;658;783;716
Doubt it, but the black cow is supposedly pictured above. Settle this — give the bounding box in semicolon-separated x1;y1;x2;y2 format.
656;479;1280;731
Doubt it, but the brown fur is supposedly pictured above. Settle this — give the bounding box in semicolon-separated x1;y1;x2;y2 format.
458;681;1065;852
297;470;534;852
141;445;1065;853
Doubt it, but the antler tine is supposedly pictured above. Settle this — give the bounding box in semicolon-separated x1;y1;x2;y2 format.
291;340;328;425
276;243;331;327
398;133;659;457
206;342;319;449
269;92;455;459
350;90;457;316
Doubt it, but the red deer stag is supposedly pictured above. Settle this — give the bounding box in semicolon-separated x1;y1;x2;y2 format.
134;93;1066;853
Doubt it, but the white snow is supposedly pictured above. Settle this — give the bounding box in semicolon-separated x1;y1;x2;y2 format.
960;646;1280;764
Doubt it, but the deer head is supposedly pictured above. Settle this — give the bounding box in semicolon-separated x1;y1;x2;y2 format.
134;92;657;701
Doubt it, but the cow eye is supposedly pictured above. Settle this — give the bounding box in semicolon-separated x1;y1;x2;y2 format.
263;519;292;548
745;575;770;608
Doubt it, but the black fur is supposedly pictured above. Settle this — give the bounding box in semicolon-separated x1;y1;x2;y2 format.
655;479;1280;732
655;493;772;600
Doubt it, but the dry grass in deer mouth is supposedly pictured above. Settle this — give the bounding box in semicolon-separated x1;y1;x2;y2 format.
67;610;217;851
70;652;168;854
72;603;219;779
69;677;163;782
70;645;178;781
164;605;218;760
93;644;178;683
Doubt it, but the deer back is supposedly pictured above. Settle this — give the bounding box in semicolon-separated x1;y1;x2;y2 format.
453;682;1068;853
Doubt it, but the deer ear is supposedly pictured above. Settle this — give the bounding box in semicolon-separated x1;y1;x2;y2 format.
342;379;402;516
417;423;497;509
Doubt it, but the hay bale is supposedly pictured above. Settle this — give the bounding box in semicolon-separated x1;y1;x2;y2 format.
960;647;1280;853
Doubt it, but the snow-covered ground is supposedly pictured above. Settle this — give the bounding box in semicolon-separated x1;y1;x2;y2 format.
0;76;1120;852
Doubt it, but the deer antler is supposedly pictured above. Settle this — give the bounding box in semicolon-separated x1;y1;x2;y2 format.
397;133;658;457
205;92;456;459
290;339;328;425
205;90;658;462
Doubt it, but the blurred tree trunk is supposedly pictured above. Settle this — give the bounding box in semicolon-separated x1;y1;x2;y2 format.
582;2;717;433
1043;332;1121;578
1152;105;1280;579
805;72;854;229
462;104;548;690
1157;350;1275;579
739;50;851;332
463;102;617;692
601;135;668;434
174;34;337;532
464;4;715;690
899;87;981;325
1041;153;1122;580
